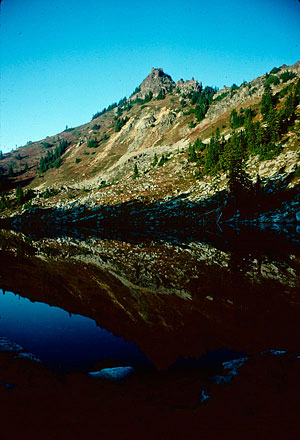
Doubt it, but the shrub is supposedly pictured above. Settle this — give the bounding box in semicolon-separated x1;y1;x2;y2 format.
249;87;258;96
100;134;109;142
92;124;100;130
264;75;280;88
270;66;280;75
280;71;296;83
87;139;98;148
279;86;290;98
98;181;110;189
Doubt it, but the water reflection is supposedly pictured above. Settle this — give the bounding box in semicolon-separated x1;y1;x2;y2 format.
0;290;149;371
0;226;299;369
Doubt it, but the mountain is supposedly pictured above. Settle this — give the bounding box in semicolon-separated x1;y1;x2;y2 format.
0;61;300;230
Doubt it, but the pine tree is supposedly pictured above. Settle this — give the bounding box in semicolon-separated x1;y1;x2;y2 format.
8;164;14;177
133;163;139;178
228;154;252;204
245;118;258;154
152;153;158;166
158;153;167;167
261;85;274;120
16;185;24;205
188;144;197;162
267;107;280;142
280;92;296;132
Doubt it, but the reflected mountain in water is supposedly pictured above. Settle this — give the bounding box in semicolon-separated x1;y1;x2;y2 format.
0;290;150;372
0;226;299;369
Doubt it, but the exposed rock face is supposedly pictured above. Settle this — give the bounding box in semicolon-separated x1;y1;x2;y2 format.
176;77;202;95
137;67;175;98
133;68;202;100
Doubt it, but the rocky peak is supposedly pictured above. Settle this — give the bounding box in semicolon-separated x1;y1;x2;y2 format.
176;77;202;96
137;67;176;98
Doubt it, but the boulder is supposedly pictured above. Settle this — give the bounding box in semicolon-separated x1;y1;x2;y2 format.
88;366;135;381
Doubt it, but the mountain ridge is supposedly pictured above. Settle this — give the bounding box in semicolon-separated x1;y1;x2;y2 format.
0;61;300;229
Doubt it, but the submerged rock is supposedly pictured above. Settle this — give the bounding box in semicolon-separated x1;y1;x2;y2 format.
88;366;135;381
0;382;17;389
267;350;287;356
0;337;23;353
14;352;42;363
212;356;249;386
198;387;211;403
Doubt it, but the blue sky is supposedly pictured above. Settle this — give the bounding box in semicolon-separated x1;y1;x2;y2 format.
1;0;299;152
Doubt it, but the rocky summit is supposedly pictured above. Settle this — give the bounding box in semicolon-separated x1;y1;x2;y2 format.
137;67;176;98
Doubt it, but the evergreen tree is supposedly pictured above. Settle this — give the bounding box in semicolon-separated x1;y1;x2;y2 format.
115;117;129;132
267;107;280;142
194;138;206;151
152;153;158;166
261;85;274;120
8;164;14;177
244;118;258;154
133;163;139;178
204;130;224;174
156;90;165;100
294;79;300;104
158;153;167;166
230;108;245;128
227;139;252;210
16;185;24;205
38;140;68;172
280;91;296;133
188;144;197;162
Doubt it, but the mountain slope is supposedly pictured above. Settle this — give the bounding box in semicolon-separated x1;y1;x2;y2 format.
0;62;300;226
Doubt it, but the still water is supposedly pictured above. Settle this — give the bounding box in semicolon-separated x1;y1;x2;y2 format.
0;226;299;371
0;289;149;371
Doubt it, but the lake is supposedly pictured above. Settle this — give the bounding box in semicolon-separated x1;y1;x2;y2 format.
0;289;150;372
0;225;299;371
